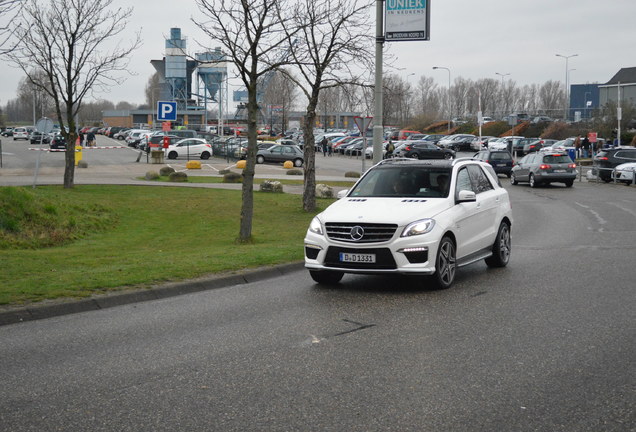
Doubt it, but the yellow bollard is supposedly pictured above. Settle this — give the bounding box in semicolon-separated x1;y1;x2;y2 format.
236;160;246;169
186;160;201;169
283;160;293;169
74;145;83;166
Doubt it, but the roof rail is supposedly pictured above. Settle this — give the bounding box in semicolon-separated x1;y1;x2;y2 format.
451;157;479;165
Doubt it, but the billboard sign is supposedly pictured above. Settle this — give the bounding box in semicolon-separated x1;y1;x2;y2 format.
385;0;430;42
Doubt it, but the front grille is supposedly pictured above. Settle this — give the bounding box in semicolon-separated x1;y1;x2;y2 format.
325;223;397;243
324;247;397;269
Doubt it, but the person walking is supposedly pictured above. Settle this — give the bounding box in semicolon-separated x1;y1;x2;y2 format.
87;130;96;147
581;136;591;158
78;131;85;147
385;139;394;159
321;136;328;156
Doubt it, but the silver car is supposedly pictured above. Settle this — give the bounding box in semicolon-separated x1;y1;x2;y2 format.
510;151;577;188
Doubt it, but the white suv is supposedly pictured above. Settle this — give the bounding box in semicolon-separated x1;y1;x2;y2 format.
304;158;513;289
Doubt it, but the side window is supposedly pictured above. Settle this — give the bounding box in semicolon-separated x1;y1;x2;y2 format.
455;167;473;196
467;165;494;193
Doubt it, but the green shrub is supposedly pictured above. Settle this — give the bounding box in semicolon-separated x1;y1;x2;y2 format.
344;171;360;178
260;180;283;193
286;169;303;176
223;172;243;183
77;160;88;168
160;166;176;176
169;172;188;182
145;171;160;180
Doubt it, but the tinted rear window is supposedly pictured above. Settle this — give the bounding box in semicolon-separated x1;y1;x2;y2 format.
543;155;572;163
490;152;511;160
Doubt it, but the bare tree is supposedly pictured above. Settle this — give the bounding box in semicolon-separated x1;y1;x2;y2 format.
194;0;297;242
6;0;140;188
0;0;21;54
261;70;299;133
145;72;162;109
284;0;373;211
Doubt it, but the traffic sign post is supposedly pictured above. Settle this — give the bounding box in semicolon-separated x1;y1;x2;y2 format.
157;101;177;122
354;116;374;173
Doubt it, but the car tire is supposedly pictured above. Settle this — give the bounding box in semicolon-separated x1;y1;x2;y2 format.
168;151;178;159
430;236;456;289
444;153;453;160
410;153;420;159
565;179;574;187
201;152;210;160
293;158;303;167
309;270;343;285
256;155;265;164
485;221;511;268
529;173;538;188
510;172;518;185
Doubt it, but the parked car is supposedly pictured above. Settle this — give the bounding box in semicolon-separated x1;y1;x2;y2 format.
513;138;538;156
30;131;51;144
474;150;514;177
125;129;150;148
49;134;66;150
303;158;513;289
256;144;304;166
612;162;636;184
510;151;577;187
396;141;455;160
437;134;476;151
113;128;131;140
12;127;30;141
141;134;180;152
470;136;494;151
165;138;213;160
524;139;558;154
1;127;14;137
388;129;421;141
532;116;554;124
593;146;636;182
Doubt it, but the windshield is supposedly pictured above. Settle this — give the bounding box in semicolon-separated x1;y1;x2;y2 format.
349;166;452;198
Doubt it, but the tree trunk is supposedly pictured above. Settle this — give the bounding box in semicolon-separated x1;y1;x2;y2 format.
238;81;259;242
63;134;76;188
302;108;317;212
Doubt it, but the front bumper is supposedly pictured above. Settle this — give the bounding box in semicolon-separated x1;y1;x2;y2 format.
304;231;440;276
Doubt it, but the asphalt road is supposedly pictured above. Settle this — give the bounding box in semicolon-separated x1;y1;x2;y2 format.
0;167;634;430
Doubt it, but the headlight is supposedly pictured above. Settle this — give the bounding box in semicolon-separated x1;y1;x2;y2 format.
401;219;435;237
308;216;323;235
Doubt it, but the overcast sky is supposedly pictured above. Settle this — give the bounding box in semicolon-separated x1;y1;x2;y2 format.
1;0;634;108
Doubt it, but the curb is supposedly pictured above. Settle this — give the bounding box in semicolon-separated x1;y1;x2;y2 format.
0;261;305;327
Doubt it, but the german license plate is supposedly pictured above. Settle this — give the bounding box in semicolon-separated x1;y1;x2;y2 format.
554;169;566;173
339;252;376;263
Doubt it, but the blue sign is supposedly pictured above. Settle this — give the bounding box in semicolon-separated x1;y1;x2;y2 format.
157;101;177;121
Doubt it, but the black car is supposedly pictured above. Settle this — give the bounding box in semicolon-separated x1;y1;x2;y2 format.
593;146;636;182
400;141;455;160
30;131;51;144
49;134;66;150
474;150;514;177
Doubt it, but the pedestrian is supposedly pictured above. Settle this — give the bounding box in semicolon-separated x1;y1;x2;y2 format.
321;136;328;156
385;139;394;159
581;136;591;158
328;142;333;156
87;130;96;147
574;135;581;158
78;131;85;147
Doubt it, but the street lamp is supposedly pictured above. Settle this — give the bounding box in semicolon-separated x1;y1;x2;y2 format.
495;72;510;119
556;53;578;120
433;66;451;134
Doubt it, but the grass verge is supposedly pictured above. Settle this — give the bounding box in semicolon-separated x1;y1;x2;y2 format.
0;185;331;306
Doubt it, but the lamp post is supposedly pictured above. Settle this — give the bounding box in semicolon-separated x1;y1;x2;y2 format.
495;72;510;119
433;66;451;134
556;53;578;120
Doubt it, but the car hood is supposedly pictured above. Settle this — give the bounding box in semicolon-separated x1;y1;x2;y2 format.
318;197;452;225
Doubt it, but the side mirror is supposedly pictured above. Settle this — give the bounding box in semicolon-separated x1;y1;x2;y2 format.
337;189;349;199
457;189;476;203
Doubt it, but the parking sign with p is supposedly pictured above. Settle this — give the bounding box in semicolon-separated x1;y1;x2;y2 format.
157;101;177;122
